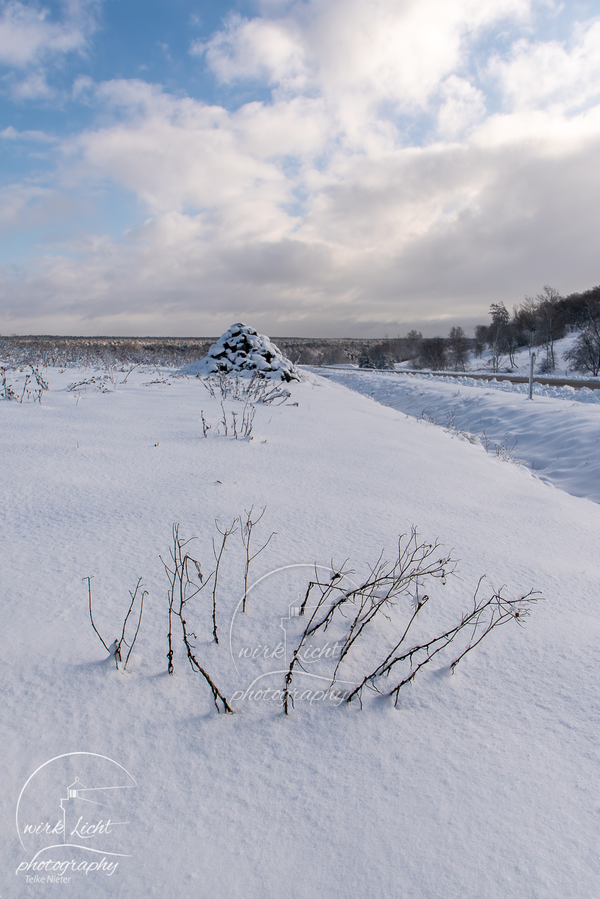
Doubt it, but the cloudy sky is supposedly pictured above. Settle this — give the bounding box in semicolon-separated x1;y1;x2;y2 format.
1;0;599;337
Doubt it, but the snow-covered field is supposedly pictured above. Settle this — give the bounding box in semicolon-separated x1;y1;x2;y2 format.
1;365;599;898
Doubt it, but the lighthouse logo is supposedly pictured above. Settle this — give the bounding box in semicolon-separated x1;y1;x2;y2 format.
16;752;137;882
228;562;359;705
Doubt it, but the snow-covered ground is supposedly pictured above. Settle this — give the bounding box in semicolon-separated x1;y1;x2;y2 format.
314;367;600;504
1;365;599;898
474;333;581;377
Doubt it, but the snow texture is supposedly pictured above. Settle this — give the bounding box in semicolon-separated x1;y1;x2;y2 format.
182;323;300;381
316;367;600;504
1;365;599;898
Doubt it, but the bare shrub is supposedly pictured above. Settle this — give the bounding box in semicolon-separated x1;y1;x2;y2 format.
198;371;293;441
347;579;538;707
68;374;115;393
20;365;49;403
201;372;292;404
200;403;255;439
161;524;232;713
282;529;540;713
1;367;17;401
1;364;48;403
536;356;554;375
84;575;147;671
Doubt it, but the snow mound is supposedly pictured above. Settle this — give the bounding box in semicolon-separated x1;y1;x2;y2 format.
182;323;300;381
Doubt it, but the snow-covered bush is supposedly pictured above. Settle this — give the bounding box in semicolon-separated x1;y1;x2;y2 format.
182;323;300;382
358;347;395;370
1;364;48;403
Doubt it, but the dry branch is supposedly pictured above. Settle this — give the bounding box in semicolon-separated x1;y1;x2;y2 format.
282;529;541;713
211;518;238;643
161;523;233;713
84;575;147;670
240;507;276;612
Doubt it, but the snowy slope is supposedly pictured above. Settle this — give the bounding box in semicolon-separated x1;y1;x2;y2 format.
315;368;600;504
470;333;581;377
1;367;599;898
395;333;584;378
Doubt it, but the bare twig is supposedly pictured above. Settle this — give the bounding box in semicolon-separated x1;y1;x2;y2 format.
282;564;352;714
220;399;229;436
353;583;540;707
240;402;255;437
211;518;238;643
120;362;142;384
84;575;146;670
115;577;148;670
240;507;276;612
84;576;110;654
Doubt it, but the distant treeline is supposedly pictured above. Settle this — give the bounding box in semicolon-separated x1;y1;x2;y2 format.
0;334;385;369
0;336;217;369
357;284;600;376
2;284;599;375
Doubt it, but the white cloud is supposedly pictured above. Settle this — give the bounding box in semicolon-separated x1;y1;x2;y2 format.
0;182;66;230
10;67;55;98
437;76;486;139
60;80;299;243
491;19;600;114
3;0;600;336
194;12;306;89
0;0;95;68
1;123;56;139
199;0;531;112
191;0;536;161
6;119;600;336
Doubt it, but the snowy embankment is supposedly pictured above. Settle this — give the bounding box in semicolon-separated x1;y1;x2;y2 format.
313;367;600;504
1;366;599;898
